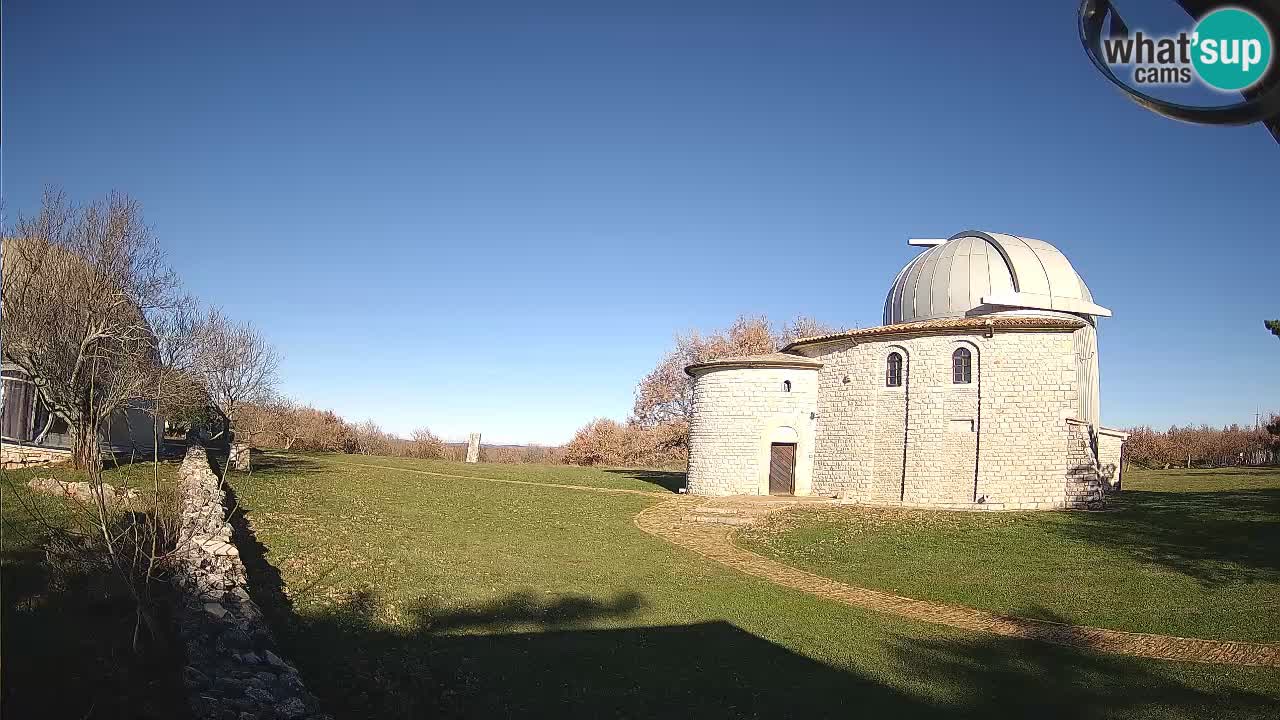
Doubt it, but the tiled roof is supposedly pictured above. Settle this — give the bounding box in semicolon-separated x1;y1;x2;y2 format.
782;316;1086;351
685;352;823;376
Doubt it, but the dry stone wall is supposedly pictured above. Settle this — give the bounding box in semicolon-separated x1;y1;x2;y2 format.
0;444;71;468
27;476;138;503
174;445;330;720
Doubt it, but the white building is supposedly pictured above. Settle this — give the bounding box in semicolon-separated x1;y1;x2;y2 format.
685;231;1127;509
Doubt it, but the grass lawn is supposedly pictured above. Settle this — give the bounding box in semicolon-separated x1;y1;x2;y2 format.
230;454;1280;719
738;467;1280;644
1;460;188;720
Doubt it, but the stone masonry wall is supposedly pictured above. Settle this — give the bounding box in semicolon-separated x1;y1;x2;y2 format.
174;445;330;720
686;366;818;495
0;444;71;469
869;357;907;502
799;327;1088;508
1098;429;1125;490
974;330;1080;507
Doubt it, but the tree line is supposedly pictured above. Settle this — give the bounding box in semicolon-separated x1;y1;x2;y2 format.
234;401;566;463
1124;419;1280;469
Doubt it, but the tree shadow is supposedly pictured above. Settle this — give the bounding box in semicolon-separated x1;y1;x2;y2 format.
602;468;686;493
243;579;1280;719
1;520;188;719
244;451;324;478
879;606;1277;719
263;585;928;719
206;450;324;482
221;463;1279;718
1053;486;1280;587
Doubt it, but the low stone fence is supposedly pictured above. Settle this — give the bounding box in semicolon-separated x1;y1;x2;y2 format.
27;477;139;503
174;445;329;720
0;444;71;468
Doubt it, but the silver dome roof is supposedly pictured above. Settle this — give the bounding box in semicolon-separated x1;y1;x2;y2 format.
882;231;1111;325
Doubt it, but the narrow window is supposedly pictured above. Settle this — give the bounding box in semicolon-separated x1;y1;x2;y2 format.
886;352;903;387
952;347;973;384
782;380;792;392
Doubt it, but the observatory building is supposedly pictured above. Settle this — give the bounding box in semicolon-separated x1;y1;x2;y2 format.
684;231;1127;509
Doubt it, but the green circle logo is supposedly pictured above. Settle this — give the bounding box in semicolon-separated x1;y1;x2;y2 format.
1191;8;1273;91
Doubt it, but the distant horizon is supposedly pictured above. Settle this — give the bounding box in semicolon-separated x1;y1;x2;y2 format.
6;1;1276;446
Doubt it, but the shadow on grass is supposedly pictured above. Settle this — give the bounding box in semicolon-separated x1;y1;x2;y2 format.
206;450;325;486
1;520;188;719
880;608;1277;718
245;451;325;479
224;474;1277;718
1057;486;1280;587
602;467;686;493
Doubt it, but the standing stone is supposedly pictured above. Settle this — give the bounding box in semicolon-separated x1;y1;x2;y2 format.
229;442;251;472
465;433;481;464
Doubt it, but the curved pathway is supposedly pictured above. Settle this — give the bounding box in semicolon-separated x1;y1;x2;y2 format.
634;497;1280;668
324;460;1277;667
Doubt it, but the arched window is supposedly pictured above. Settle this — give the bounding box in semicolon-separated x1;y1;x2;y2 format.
782;380;792;392
952;347;973;384
886;352;903;387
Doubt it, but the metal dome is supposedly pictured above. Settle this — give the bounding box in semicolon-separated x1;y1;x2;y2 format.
882;231;1111;326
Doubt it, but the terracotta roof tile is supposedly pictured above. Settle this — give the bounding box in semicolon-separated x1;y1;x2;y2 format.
782;316;1085;351
685;352;823;376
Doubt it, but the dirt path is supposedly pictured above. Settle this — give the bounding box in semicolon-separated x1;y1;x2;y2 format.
634;497;1280;668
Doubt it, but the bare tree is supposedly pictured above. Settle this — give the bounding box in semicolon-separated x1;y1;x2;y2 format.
631;314;838;441
191;308;279;443
351;419;393;456
778;315;841;346
2;189;194;654
408;426;444;459
2;188;180;470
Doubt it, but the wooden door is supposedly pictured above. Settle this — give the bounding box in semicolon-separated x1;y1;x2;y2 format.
768;443;796;496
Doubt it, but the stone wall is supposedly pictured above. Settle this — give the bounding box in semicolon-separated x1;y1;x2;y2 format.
174;445;329;720
0;444;71;468
975;330;1080;507
1097;428;1125;490
27;476;138;503
796;326;1102;509
686;366;819;495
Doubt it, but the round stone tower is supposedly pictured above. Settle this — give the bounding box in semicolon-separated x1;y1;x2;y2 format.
684;354;821;496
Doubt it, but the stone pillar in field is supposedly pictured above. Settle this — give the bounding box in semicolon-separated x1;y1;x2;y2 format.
465;433;481;463
229;442;252;472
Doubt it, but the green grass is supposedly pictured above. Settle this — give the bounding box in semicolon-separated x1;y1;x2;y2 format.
228;453;1280;719
737;467;1280;643
1;459;187;720
316;453;685;492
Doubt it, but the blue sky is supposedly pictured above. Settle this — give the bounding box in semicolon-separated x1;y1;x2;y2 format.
5;1;1277;444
